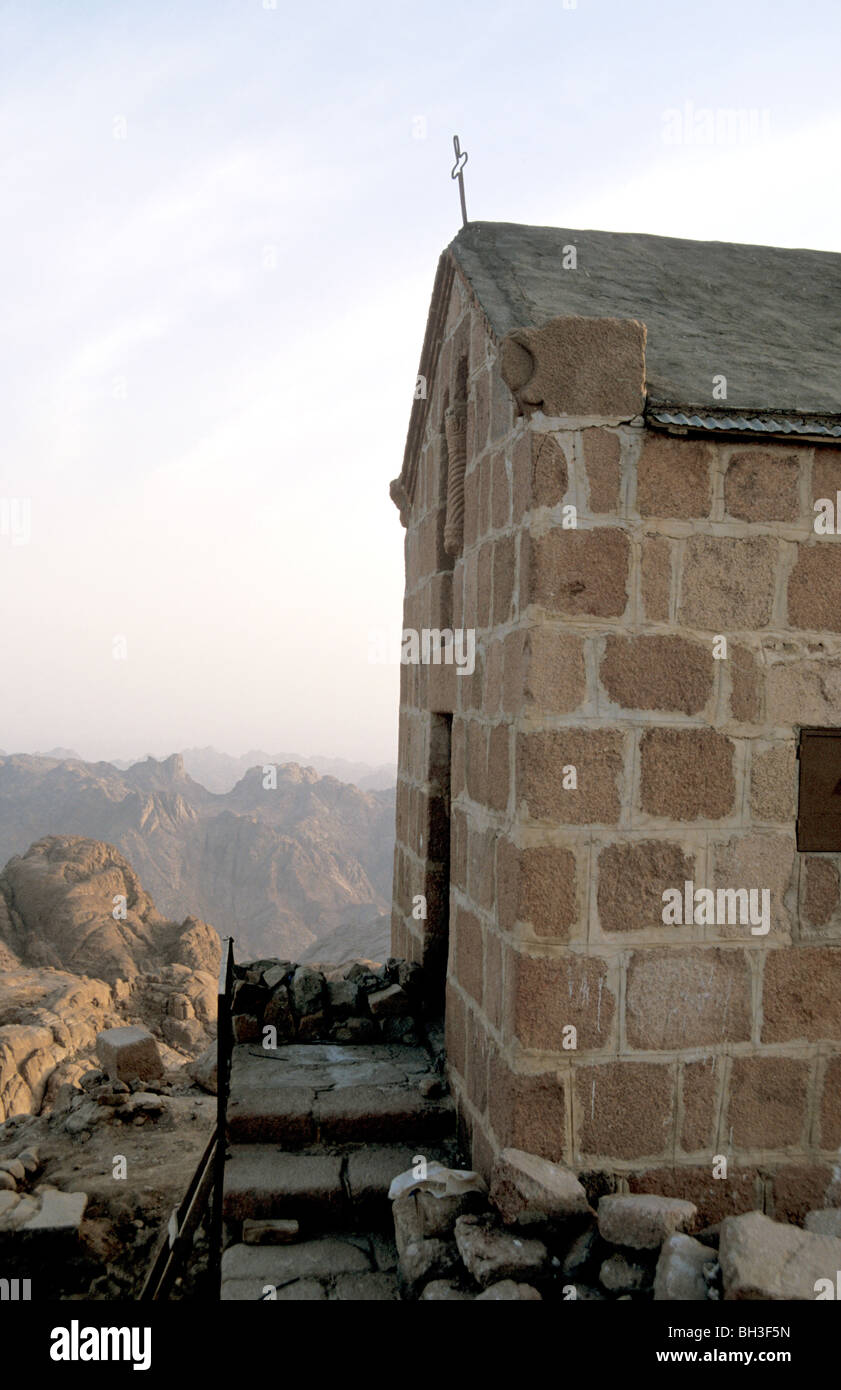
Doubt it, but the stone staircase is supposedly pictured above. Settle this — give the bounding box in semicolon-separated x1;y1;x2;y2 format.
220;1040;456;1300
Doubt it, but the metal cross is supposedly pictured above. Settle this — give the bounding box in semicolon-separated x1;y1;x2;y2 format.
451;134;468;226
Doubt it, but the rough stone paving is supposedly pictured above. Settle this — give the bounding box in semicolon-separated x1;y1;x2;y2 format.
222;957;457;1300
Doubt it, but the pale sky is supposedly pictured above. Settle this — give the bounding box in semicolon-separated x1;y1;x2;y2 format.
1;0;839;766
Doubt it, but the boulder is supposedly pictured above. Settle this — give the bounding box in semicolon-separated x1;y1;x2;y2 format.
264;985;295;1040
600;1252;654;1293
399;1237;460;1296
719;1211;841;1300
454;1214;548;1288
232;1014;262;1045
419;1279;472;1301
20;1188;88;1238
187;1045;218;1095
597;1194;697;1250
326;980;362;1020
475;1280;542;1300
290;967;324;1017
368;984;410;1019
562;1224;604;1281
654;1233;714;1301
490;1149;593;1229
95;1026;164;1083
393;1184;484;1256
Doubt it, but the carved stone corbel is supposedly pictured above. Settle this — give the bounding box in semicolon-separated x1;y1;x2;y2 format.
500;314;646;419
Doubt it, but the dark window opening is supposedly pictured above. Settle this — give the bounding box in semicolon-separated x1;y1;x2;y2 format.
796;728;841;850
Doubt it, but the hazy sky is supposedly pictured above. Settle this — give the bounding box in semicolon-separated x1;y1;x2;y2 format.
1;0;839;766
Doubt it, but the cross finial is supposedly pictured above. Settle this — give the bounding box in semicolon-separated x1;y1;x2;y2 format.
451;134;468;227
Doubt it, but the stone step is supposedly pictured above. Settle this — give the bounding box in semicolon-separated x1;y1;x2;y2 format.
226;1041;453;1147
220;1233;400;1301
222;1141;456;1229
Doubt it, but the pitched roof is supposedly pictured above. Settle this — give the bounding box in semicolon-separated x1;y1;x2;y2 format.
450;221;841;418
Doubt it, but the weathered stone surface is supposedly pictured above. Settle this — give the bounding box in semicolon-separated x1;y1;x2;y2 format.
393;1186;483;1256
399;1237;460;1294
597;1194;696;1249
766;657;841;726
420;1279;472;1300
349;1147;458;1220
639;728;735;820
368;984;410;1019
637;435;712;518
489;1148;592;1228
750;744;797;822
803;858;840;927
187;1045;217;1095
475;1280;543;1300
517;727;625;824
527;527;630;618
222;1237;370;1282
222;1148;342;1223
679;534;776;630
0;1191;19;1223
788;544;841;632
290;967;324;1016
654;1233;713;1301
600;1253;653;1292
625;949;751;1049
726;1055;809;1149
500;315;646;419
496;838;577;936
711;832;794;937
762;948;841;1042
20;1188;88;1237
454;1213;548;1287
326;980;362;1019
521;628;587;713
232;1013;262;1044
601;635;713;714
641;534;672;621
242;1219;300;1245
597;839;695;934
332;1272;400;1301
576;1062;673;1160
804;1209;841;1238
561;1224;603;1281
95;1026;163;1083
509;953;615;1051
719;1211;841;1300
724;451;799;522
583;428;621;512
264;985;295;1038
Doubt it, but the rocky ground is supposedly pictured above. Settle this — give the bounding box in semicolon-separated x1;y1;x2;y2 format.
0;835;220;1124
0;1052;217;1299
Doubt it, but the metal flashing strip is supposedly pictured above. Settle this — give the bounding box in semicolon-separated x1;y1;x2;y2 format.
648;408;841;439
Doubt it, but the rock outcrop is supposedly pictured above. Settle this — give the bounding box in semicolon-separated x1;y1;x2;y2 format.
0;836;220;1123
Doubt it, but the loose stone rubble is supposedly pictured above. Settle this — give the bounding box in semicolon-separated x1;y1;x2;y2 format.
229;956;427;1047
387;1149;841;1302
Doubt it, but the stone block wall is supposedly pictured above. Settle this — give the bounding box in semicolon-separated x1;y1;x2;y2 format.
392;260;841;1225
